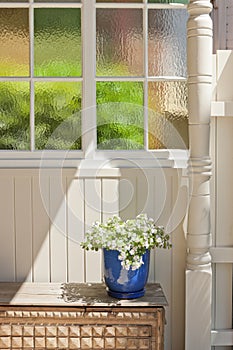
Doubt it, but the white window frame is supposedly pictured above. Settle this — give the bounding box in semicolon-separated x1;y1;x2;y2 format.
0;0;189;168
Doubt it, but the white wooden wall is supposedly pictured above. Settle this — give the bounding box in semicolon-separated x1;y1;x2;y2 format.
119;168;188;350
213;0;233;51
226;0;233;49
0;168;120;283
211;50;233;349
0;166;188;350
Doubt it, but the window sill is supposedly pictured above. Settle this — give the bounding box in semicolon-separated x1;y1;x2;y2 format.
0;149;188;169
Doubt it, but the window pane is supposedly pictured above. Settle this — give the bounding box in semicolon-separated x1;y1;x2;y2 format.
0;9;29;76
96;9;143;76
34;9;81;77
97;82;144;150
0;82;30;150
35;0;80;2
35;82;82;150
96;0;142;2
148;81;188;149
148;0;188;3
148;9;188;77
0;0;28;2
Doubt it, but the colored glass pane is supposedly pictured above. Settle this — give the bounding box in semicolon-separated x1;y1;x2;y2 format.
34;9;81;77
0;9;29;76
97;9;143;76
35;82;82;150
0;82;30;150
97;82;144;149
148;81;188;149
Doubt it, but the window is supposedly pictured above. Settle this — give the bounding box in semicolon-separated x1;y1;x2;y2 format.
0;0;188;160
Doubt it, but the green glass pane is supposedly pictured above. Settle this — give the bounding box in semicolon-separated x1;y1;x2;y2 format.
97;82;144;150
0;82;30;150
148;0;188;3
148;81;188;149
0;9;29;76
34;9;81;77
96;0;142;2
35;82;82;150
35;0;80;2
148;9;188;77
96;9;143;76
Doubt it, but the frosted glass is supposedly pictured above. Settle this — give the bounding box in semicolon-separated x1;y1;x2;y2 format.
148;9;188;77
96;9;143;76
35;82;82;150
0;9;29;76
148;0;188;3
0;0;28;2
34;9;81;77
0;82;30;150
35;0;80;2
97;0;142;2
97;82;144;149
148;82;188;149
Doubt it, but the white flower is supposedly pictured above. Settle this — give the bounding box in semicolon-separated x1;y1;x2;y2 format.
80;213;171;270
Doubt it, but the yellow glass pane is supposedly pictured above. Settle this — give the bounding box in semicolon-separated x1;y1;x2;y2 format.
148;81;188;149
0;9;29;76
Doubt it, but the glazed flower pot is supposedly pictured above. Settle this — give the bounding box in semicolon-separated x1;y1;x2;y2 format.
103;249;150;299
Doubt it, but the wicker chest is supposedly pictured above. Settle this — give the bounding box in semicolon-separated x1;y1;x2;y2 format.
0;283;167;350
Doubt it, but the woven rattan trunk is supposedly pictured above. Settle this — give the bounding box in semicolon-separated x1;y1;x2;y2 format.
0;283;167;350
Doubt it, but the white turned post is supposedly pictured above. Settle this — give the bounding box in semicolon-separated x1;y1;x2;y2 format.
186;1;213;349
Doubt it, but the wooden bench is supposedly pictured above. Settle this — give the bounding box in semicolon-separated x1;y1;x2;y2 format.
0;283;167;350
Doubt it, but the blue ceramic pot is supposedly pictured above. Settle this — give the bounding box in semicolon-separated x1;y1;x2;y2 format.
103;249;150;299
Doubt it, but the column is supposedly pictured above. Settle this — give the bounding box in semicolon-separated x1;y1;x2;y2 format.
185;1;213;349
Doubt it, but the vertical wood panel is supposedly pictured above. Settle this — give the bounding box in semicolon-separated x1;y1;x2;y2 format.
119;168;186;350
154;171;172;350
170;170;186;350
67;178;85;282
50;175;67;282
102;178;119;221
136;170;156;282
84;179;102;282
15;177;33;282
0;176;15;281
32;175;50;282
214;118;233;348
119;170;137;220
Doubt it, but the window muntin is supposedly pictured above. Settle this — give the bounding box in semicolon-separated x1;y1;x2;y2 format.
0;0;188;154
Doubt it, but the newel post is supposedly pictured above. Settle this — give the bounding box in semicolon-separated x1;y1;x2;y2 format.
185;0;213;349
